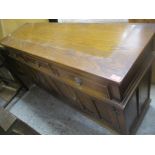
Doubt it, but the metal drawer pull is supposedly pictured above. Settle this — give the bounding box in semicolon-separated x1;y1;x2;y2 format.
74;77;82;86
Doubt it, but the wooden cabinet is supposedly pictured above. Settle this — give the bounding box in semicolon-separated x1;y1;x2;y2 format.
1;23;155;134
129;19;155;23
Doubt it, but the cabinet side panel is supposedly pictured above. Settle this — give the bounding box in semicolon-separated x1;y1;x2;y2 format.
124;92;138;131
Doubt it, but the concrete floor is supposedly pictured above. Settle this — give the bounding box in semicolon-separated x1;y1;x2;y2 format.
4;85;155;135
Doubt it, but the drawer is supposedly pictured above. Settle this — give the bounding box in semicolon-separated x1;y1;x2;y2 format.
8;52;24;61
56;67;110;99
9;51;49;70
48;63;110;101
8;51;110;100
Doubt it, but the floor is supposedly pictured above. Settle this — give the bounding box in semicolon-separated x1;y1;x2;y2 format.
3;84;155;135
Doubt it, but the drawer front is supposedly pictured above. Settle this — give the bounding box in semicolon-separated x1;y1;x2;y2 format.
8;58;34;87
8;52;49;71
8;50;110;101
56;67;109;100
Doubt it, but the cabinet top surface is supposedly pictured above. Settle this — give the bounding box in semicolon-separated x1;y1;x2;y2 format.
1;23;155;83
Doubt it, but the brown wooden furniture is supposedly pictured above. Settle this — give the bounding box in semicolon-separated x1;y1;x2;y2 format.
0;23;155;134
129;19;155;23
129;19;155;85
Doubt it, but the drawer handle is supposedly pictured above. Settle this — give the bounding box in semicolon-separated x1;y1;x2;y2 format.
74;77;82;86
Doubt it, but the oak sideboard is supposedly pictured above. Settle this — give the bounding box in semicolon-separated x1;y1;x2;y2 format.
1;23;155;134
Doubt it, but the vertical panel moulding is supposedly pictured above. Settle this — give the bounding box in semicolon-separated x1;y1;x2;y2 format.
109;85;121;101
136;87;140;116
112;106;125;134
91;99;102;119
148;68;152;99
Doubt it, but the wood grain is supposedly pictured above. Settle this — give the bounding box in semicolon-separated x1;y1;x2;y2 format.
1;23;155;84
1;23;154;134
